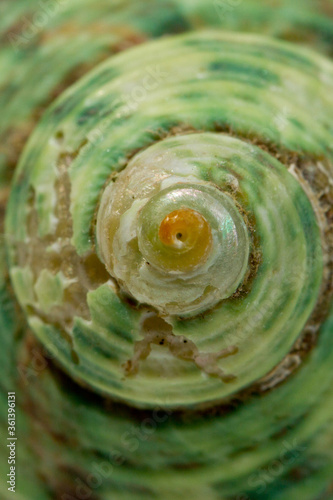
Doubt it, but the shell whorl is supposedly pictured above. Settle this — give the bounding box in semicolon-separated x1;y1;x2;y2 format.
5;32;332;414
96;134;251;317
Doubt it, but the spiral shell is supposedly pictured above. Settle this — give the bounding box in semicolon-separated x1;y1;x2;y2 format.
1;4;333;500
5;32;330;413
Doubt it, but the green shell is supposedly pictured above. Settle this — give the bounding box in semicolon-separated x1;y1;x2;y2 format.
1;2;333;500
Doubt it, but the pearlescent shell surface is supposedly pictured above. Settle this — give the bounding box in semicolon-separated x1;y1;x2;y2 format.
5;33;330;409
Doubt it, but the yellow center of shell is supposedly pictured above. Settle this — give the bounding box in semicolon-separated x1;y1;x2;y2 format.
158;208;213;272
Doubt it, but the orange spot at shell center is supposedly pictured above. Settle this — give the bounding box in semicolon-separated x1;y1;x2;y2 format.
158;208;213;271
